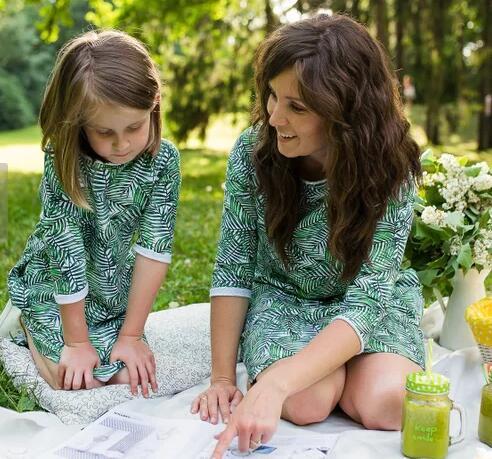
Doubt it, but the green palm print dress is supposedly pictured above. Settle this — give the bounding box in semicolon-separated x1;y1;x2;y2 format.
211;128;425;382
8;140;180;381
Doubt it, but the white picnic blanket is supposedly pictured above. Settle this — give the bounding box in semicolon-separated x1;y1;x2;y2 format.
0;303;491;458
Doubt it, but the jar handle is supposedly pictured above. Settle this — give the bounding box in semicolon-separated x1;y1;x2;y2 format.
449;401;466;445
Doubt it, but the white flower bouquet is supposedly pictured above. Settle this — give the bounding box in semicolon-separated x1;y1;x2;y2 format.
405;150;492;300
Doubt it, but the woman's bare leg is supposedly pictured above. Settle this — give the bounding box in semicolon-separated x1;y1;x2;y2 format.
338;352;421;430
256;363;346;426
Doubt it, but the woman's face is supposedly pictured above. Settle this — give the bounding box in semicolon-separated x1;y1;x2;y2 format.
267;67;328;164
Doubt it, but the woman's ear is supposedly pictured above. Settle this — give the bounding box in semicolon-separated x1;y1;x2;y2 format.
153;93;161;109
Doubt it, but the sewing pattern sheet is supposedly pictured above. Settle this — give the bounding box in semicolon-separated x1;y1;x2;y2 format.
198;434;338;458
42;408;339;459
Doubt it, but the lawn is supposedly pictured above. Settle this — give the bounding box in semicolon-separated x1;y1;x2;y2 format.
0;106;491;411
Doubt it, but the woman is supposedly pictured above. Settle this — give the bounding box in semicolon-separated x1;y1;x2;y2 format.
191;14;424;458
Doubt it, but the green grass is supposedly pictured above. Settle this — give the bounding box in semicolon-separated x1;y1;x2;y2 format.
0;106;491;411
0;125;41;147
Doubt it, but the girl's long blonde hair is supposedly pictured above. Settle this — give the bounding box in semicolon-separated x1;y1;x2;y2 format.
39;30;162;209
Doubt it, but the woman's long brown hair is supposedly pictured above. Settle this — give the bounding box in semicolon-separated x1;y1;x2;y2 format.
252;14;421;281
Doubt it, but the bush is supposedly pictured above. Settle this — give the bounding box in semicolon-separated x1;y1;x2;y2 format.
0;71;35;131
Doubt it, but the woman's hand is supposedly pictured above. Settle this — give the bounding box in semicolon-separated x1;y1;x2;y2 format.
210;379;288;459
58;341;100;390
110;335;157;397
191;378;243;425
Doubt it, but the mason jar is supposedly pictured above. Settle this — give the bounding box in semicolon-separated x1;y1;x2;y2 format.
401;371;465;459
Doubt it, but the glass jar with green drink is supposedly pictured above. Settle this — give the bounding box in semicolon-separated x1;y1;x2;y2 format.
479;368;492;446
401;371;465;459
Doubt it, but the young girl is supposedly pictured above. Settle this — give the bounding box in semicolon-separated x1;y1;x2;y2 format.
7;30;180;397
190;14;424;458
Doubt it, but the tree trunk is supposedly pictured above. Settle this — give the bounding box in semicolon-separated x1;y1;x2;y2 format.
371;0;389;51
331;0;348;13
395;0;405;89
425;0;449;145
351;0;361;21
478;0;492;150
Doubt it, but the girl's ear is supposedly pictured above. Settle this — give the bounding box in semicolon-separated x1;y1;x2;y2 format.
153;93;161;109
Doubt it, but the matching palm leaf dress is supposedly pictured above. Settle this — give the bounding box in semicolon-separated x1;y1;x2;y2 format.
211;129;425;382
8;140;180;381
8;128;424;384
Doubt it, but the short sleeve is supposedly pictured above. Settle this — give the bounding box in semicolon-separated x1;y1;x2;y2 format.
210;129;259;298
134;140;181;263
332;184;419;353
40;153;88;304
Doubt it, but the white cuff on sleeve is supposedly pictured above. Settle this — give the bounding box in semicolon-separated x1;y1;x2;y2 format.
134;244;172;263
54;284;89;305
332;315;365;354
210;287;252;298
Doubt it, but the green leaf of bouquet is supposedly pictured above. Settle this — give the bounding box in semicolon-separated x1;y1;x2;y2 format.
445;211;464;229
424;187;445;206
422;161;437;173
420;149;435;162
414;219;454;241
464;165;482;177
479;210;491;226
456;243;473;270
465;207;480;219
420;150;437;173
427;254;450;269
458;156;469;167
417;269;439;287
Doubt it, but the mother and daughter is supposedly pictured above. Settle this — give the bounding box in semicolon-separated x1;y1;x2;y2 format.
4;13;424;459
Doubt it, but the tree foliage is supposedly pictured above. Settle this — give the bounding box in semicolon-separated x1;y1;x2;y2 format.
2;0;490;147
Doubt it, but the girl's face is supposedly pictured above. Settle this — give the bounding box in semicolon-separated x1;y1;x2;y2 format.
83;103;153;164
267;67;328;165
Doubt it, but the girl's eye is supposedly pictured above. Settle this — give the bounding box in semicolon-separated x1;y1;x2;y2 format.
127;124;142;132
97;130;112;136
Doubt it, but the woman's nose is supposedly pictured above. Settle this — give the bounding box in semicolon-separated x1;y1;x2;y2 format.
268;103;288;127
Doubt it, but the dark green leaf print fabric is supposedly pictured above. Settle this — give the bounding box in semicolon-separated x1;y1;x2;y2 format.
211;129;424;381
8;140;180;380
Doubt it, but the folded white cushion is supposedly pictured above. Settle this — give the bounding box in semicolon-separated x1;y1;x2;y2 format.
0;303;211;425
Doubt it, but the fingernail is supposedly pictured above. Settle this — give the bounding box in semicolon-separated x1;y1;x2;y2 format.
211;416;216;424
224;418;228;424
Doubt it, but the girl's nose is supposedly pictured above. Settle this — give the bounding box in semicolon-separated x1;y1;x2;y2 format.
113;136;130;151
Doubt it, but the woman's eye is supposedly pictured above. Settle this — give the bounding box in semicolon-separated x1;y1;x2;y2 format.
97;130;111;136
128;124;142;132
291;104;306;113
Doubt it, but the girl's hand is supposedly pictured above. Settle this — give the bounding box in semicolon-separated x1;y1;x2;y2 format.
58;341;100;390
110;335;157;397
210;379;287;459
190;378;243;425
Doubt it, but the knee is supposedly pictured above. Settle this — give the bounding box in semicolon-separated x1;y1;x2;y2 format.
283;396;331;426
107;367;129;385
42;369;62;390
358;386;405;431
